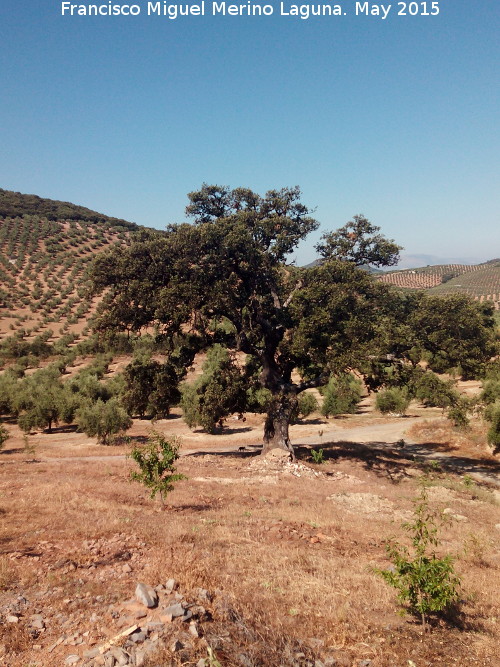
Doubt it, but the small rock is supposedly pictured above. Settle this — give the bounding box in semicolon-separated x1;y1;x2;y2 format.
165;578;177;593
83;648;101;659
197;661;206;667
162;603;185;618
108;646;130;665
65;656;80;665
195;588;211;602
171;639;184;652
135;583;158;609
6;615;19;623
130;630;147;643
189;621;199;638
122;564;132;574
159;613;173;624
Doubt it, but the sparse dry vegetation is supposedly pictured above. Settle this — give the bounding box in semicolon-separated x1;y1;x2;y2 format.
1;189;499;666
1;401;499;666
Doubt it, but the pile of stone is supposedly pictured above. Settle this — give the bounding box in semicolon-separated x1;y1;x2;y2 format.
248;448;327;479
1;578;347;666
65;579;211;666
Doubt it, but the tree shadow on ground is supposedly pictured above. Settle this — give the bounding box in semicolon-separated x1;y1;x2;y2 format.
295;418;327;426
0;447;24;455
168;503;215;512
407;441;500;480
123;435;148;444
185;449;257;459
44;424;78;434
219;426;253;435
296;441;414;483
296;439;500;486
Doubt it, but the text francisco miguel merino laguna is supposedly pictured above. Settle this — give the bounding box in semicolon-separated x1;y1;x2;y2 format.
61;1;390;19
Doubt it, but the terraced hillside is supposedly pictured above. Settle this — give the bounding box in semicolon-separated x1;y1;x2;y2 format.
378;261;500;310
0;190;142;342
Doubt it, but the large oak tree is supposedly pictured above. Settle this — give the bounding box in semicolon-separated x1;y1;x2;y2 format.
90;185;402;455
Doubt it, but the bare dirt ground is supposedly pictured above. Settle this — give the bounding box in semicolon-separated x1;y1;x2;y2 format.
1;399;500;666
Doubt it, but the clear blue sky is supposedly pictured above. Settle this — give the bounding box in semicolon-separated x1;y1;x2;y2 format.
1;1;498;266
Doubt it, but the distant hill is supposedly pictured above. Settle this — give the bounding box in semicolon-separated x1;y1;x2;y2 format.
0;188;138;230
377;262;500;310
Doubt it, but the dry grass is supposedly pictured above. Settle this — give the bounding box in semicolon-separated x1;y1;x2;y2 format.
0;414;499;666
408;417;496;461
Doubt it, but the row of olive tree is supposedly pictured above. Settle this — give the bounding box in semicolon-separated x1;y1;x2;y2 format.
0;339;498;448
0;358;131;444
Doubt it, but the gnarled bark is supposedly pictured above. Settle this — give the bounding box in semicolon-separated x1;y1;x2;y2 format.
262;392;297;458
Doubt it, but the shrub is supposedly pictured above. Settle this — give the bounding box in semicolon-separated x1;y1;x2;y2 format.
446;396;475;430
484;400;500;452
0;424;8;450
375;387;411;416
129;431;186;505
310;448;324;464
414;372;458;408
122;357;180;419
246;386;272;413
291;392;319;423
321;373;363;418
75;398;132;444
481;379;500;405
180;345;246;433
376;484;461;628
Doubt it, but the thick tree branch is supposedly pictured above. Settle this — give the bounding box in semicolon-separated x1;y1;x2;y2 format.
283;279;303;308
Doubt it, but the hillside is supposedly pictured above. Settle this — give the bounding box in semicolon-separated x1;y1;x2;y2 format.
0;190;146;343
0;188;139;228
377;262;500;310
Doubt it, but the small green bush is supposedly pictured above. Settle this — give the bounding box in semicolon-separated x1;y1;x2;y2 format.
321;373;363;418
75;398;132;445
481;379;500;405
291;392;319;423
0;424;8;450
484;400;500;452
129;431;186;505
375;387;411;416
414;372;458;408
376;484;461;628
445;395;475;430
311;448;324;464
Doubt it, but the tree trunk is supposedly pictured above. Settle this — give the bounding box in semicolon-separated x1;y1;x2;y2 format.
262;392;297;458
